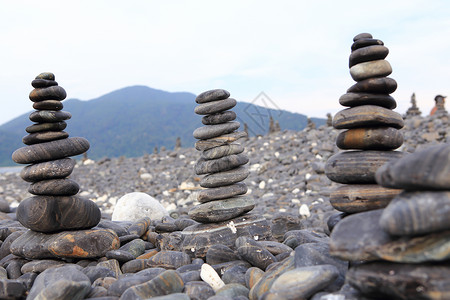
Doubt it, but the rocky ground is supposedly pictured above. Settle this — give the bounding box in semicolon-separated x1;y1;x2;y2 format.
0;113;448;299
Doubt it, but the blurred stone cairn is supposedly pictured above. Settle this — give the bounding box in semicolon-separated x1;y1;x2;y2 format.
181;89;272;257
326;34;450;299
10;72;119;260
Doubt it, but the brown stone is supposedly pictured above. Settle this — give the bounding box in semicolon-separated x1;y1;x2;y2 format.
28;178;80;196
350;60;392;81
347;77;397;94
339;93;396;109
349;45;389;67
32;100;63;111
336;127;403;150
20;158;76;182
330;184;401;213
29;86;67;102
25;121;67;133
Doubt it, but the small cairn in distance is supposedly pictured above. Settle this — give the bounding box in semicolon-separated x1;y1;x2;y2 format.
325;32;405;218
10;72;119;260
404;93;421;117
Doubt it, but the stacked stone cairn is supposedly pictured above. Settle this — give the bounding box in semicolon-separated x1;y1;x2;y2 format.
9;72;119;260
325;33;405;217
405;93;421;117
189;89;254;223
329;143;450;299
180;89;272;258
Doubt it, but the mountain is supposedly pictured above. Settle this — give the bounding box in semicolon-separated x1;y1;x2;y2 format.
0;86;325;166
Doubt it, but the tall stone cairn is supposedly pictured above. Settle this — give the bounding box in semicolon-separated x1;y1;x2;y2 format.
189;89;255;223
405;93;421;117
325;33;405;215
9;73;119;260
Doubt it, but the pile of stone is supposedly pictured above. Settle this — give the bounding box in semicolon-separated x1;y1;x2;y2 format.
329;144;450;299
325;33;405;216
189;89;255;223
9;73;118;261
404;93;421;117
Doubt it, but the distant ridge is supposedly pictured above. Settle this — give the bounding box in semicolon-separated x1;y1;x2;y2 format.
0;86;325;166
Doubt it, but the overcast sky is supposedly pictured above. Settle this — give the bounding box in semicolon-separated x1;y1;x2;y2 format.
0;0;449;126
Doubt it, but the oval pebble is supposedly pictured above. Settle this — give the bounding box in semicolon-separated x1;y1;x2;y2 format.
196;89;230;104
195;98;237;115
350;60;392;81
333;105;404;129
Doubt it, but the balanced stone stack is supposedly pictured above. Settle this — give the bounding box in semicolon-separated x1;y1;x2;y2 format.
329;144;450;299
405;93;421;117
181;89;272;258
189;89;255;223
10;73;118;259
325;33;405;215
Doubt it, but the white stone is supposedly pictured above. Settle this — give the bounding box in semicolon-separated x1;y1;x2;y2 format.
249;163;261;172
111;192;168;222
292;188;300;194
140;173;153;181
83;159;95;165
179;154;186;159
274;152;280;158
227;221;237;233
201;263;225;292
291;199;300;204
259;181;266;189
299;204;311;218
305;173;312;180
162;191;170;197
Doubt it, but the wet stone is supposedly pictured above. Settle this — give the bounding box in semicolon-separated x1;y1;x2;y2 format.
351;38;384;51
195;131;247;151
195;153;249;175
206;244;241;265
119;238;146;258
10;228;119;259
349;45;389;67
202;110;236;125
29;85;67;102
330;209;450;263
330;184;401;213
350;59;392;81
325;150;405;184
20;259;66;273
82;266;117;282
188;196;255;223
26;265;89;300
105;249;135;263
28;178;80;196
221;264;248;285
333;105;404;129
270;213;302;242
264;265;339;299
32;99;63;110
20;157;76;182
245;267;264;290
336;127;403;150
196;89;230;104
16;195;101;232
0;279;27;299
375;143;450;190
181;214;272;258
184;281;215;300
347;261;450;300
339;92;396;109
236;236;276;270
202;143;244;160
347;77;397;94
120;270;184;300
107;269;165;297
200;166;249;188
193;121;240;140
380;191;450;236
127;217;151;237
197;182;248;203
195;98;237;115
22;130;69;145
25;121;67;133
12;137;90;164
216;283;249;298
258;241;293;256
29;110;71;123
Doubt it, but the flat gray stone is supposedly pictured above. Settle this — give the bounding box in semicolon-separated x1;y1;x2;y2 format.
351;38;384;52
347;77;397;94
380;191;450;236
193;122;240;140
202;111;236;125
202;143;244;160
188;196;255;223
194;98;237;115
29;110;71;123
325;150;405;184
339;92;396;109
22;130;69;145
195;153;249;175
353;33;372;41
196;89;230;104
20;158;76;182
25;121;67;133
197;182;248;203
375;143;450;190
28;178;80;196
350;60;392;81
200;166;249;188
12;137;90;164
32;100;63;111
195;132;247;151
349;45;389;67
333;105;404;129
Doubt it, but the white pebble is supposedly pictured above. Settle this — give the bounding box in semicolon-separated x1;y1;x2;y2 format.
249;164;261;172
201;263;225;292
292;156;297;161
305;173;312;180
227;221;237;233
299;204;311;218
259;181;266;189
291;199;300;204
179;154;186;159
83;159;95;165
315;154;323;160
279;208;287;212
140;173;153;181
274;152;280;158
162;191;170;197
292;188;300;194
